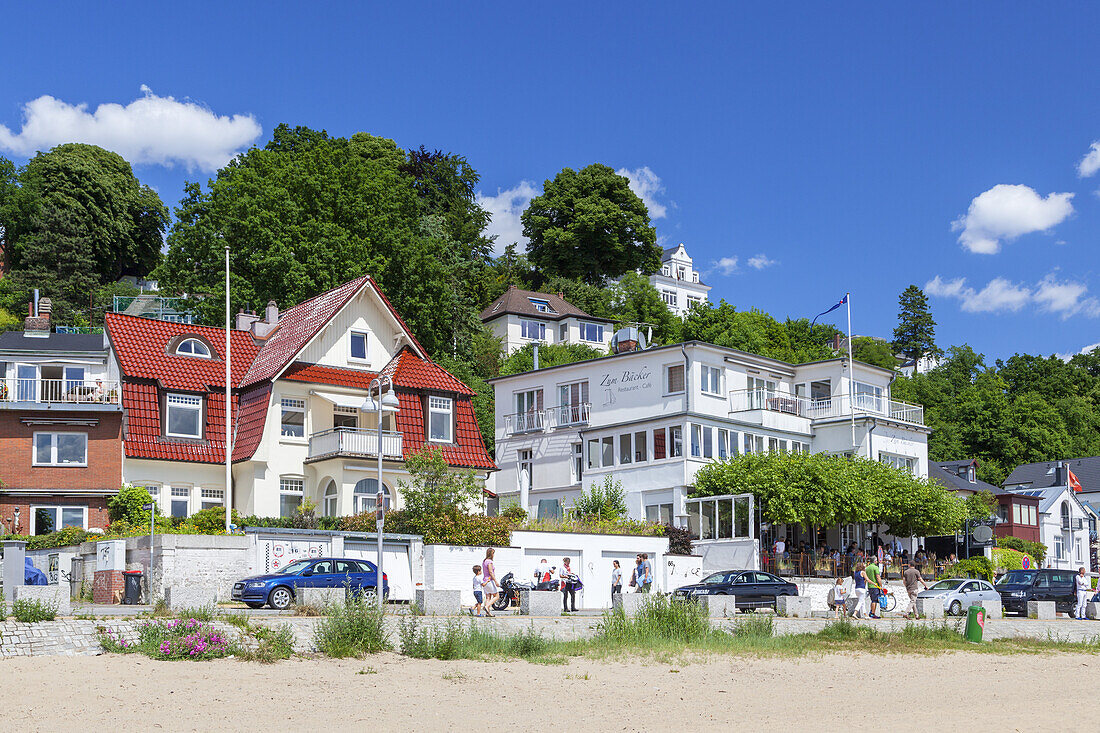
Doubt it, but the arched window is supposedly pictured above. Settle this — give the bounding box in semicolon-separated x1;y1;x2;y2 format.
176;338;211;358
1061;502;1071;529
323;480;338;518
353;478;391;514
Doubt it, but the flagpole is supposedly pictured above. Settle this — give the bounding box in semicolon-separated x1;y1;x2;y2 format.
846;292;856;451
225;245;232;533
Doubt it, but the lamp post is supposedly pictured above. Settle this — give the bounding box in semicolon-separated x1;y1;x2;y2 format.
364;375;400;610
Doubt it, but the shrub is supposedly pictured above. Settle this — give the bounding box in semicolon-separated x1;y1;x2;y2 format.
500;503;528;523
941;556;994;582
573;476;627;521
314;598;390;657
663;523;694;555
237;623;295;663
341;509;513;546
997;536;1046;564
108;484;156;525
12;598;57;622
523;516;664;537
186;507;241;532
991;547;1034;573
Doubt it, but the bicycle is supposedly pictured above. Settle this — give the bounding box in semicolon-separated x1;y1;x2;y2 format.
877;589;897;613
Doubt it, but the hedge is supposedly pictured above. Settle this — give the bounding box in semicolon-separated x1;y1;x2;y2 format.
991;547;1034;573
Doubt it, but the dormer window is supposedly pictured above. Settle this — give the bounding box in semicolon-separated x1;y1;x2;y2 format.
176;338;211;358
428;396;454;443
528;298;553;314
968;466;976;483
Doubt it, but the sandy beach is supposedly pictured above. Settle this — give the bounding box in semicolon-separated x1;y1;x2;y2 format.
3;651;1098;731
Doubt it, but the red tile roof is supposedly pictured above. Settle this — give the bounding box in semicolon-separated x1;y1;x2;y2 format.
394;391;496;470
232;383;271;461
282;362;379;389
381;347;474;396
122;381;238;463
106;313;261;390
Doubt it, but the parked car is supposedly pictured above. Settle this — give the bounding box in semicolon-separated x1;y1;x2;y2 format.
672;570;797;611
232;557;389;610
917;578;1000;616
996;568;1077;616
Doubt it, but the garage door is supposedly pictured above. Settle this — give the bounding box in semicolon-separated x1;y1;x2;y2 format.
345;543;413;601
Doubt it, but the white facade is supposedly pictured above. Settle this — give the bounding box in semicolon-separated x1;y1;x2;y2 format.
1029;488;1093;570
651;244;711;317
484;312;612;355
490;341;929;526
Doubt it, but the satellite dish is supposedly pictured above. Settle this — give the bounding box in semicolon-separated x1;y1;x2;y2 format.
971;525;994;544
610;327;647;354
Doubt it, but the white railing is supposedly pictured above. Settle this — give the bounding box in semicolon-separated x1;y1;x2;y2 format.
0;378;121;406
504;403;591;434
728;389;924;426
307;427;403;460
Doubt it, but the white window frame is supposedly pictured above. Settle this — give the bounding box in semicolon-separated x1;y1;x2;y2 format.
571;442;583;484
879;452;916;475
170;486;191;518
175;338;211;358
620;433;633;465
558;323;568;341
348;330;370;363
323;481;339;517
520;319;546;341
32;431;88;467
665;364;685;395
519;449;533;488
280;397;307;439
669;425;683;458
165;393;203;439
428;395;454;443
700;365;723;396
353;478;391;513
280;477;305;518
528;298;551;313
30;505;87;534
200;488;225;511
661;289;677;307
579;322;604;343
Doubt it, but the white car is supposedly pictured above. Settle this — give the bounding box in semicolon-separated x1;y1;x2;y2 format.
917;578;1000;616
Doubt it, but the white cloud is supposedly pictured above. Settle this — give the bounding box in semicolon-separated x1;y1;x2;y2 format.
711;257;739;276
616;166;668;219
1058;342;1100;362
925;273;1100;319
951;184;1074;254
0;86;261;172
1078;141;1100;177
747;253;777;270
476;180;538;256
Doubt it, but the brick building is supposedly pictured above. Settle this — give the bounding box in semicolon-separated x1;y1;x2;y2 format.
0;299;123;535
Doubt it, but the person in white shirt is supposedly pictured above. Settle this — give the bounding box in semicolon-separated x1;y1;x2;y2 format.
1073;567;1091;620
773;538;786;555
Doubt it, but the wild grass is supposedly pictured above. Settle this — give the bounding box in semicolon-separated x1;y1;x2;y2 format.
233;623;296;663
314;597;390;657
397;616;552;661
11;598;58;623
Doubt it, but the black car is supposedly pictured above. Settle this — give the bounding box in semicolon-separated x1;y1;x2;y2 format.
995;568;1077;616
672;570;798;610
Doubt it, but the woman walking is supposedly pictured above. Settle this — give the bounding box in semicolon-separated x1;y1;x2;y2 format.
481;548;499;617
560;557;579;612
851;562;868;620
610;560;623;600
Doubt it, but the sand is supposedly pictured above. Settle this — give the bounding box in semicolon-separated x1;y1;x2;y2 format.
3;651;1098;731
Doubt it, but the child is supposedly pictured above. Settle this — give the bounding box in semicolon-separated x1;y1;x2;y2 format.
828;576;847;619
470;564;484;616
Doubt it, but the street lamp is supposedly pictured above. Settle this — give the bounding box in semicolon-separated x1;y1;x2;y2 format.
363;375;400;610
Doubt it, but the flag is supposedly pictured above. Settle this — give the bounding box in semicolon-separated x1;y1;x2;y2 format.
1068;468;1082;493
811;294;848;327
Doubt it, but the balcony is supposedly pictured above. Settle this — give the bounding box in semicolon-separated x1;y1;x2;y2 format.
0;378;122;410
728;389;924;426
504;403;591;435
306;427;403;462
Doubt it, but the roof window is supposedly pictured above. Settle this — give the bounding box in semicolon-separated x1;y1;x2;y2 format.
176;338;212;358
528;298;555;314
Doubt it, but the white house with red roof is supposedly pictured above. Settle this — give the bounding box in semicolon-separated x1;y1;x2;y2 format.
105;276;495;520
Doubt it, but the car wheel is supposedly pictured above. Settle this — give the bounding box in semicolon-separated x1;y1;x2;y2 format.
268;586;294;610
949;600;962;616
245;602;265;610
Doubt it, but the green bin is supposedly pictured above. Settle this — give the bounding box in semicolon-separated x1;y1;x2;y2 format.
964;604;986;643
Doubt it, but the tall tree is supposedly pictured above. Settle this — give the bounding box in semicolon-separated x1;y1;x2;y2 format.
891;285;941;365
0;144;167;324
522;164;659;285
851;336;898;371
609;271;681;345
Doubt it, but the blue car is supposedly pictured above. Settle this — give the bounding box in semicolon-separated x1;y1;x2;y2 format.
231;557;389;610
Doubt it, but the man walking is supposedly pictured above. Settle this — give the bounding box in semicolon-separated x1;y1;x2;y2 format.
902;561;927;618
1073;567;1091;620
865;557;883;619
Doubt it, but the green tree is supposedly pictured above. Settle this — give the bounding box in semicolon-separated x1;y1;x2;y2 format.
609;271;681;344
891;285;941;365
572;475;627;521
107;485;156;525
398;447;484;524
851;336;898;371
522;164;659;285
500;342;607;376
0;145;167;325
681;301;838;364
157;124;491;359
964;491;997;521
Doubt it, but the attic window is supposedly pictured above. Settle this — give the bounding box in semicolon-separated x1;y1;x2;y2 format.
968;466;975;483
176;338;211;358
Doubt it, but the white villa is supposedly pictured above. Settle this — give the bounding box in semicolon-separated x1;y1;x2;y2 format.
651;243;711;317
480;286;613;354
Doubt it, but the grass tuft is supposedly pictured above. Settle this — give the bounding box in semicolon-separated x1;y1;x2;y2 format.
12;598;58;623
314;597;390;657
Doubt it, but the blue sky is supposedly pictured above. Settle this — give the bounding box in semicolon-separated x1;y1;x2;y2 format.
3;3;1100;362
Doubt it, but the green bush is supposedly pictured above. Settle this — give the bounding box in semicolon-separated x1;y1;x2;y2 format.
108;484;155;525
236;623;296;663
340;509;513;546
941;556;994;582
572;476;627;521
997;536;1046;564
186;507;242;532
12;598;58;622
314;598;390;657
991;547;1034;572
500;504;528;523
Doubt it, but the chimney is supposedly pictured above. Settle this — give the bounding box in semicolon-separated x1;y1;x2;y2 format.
23;295;51;337
252;301;281;339
236;308;260;332
265;300;279;325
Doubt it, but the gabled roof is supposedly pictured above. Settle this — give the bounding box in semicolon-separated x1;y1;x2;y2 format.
928;461;1007;496
240;276;427;388
232;383;272;462
106;313;261;391
1004;457;1100;492
380;347;474;396
1006;485;1086;515
479;285;612;323
122;381;237;463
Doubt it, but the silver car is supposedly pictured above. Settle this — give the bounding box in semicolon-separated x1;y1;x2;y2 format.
917;578;1000;616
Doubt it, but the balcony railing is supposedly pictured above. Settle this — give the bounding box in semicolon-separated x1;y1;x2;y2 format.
504;403;591;435
307;427;403;461
728;389;924;426
0;378;121;406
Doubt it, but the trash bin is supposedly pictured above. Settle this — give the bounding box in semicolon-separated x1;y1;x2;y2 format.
964;604;985;643
122;570;144;605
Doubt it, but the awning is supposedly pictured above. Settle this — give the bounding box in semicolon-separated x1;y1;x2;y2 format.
310;390;367;410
